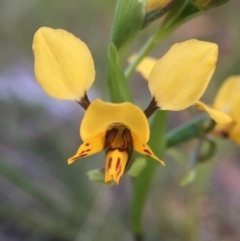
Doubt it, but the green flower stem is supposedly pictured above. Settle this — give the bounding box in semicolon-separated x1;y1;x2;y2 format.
166;115;215;149
131;111;167;239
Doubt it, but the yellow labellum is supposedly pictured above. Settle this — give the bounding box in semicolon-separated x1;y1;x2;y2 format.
33;27;95;101
148;39;218;111
105;150;128;184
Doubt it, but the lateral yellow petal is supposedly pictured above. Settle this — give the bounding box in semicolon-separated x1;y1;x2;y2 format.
33;27;95;101
80;99;149;143
131;131;165;166
129;55;157;80
105;150;128;184
194;101;232;124
68;131;105;164
213;75;240;113
148;39;218;110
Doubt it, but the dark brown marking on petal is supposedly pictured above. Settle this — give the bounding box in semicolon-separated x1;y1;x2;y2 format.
116;158;120;170
105;128;118;148
79;153;88;158
85;143;89;146
221;131;229;138
85;149;91;152
144;149;152;155
71;153;88;161
108;157;112;169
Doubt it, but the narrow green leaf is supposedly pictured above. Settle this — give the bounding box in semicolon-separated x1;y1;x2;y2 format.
110;0;144;54
107;42;132;103
131;110;167;235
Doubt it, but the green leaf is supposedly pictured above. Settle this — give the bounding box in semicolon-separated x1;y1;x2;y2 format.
127;157;146;177
130;110;167;235
107;42;132;103
110;0;144;55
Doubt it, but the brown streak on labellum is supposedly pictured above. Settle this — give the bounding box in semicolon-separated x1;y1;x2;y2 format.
116;158;120;170
108;157;112;169
85;143;89;146
144;149;152;155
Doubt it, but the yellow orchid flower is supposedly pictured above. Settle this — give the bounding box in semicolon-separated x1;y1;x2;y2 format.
33;27;164;184
130;42;231;124
33;27;229;184
211;76;240;144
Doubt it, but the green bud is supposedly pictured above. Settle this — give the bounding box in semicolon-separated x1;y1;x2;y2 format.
192;0;230;10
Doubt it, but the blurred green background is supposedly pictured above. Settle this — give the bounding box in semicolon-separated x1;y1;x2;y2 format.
0;0;240;240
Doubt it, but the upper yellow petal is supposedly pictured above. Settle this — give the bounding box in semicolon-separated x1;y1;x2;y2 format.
129;55;157;80
33;27;95;101
148;39;218;111
194;101;232;124
80;99;149;143
213;75;240;116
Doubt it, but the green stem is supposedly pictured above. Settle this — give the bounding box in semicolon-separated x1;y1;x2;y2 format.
131;111;167;238
124;29;169;80
166;115;216;149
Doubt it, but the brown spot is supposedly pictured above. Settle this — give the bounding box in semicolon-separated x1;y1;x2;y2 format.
85;143;89;146
116;158;120;170
85;149;91;152
144;149;152;155
108;157;112;169
79;153;88;158
105;128;118;147
221;131;229;138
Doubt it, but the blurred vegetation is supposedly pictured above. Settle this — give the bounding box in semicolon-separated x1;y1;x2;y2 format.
0;0;240;240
